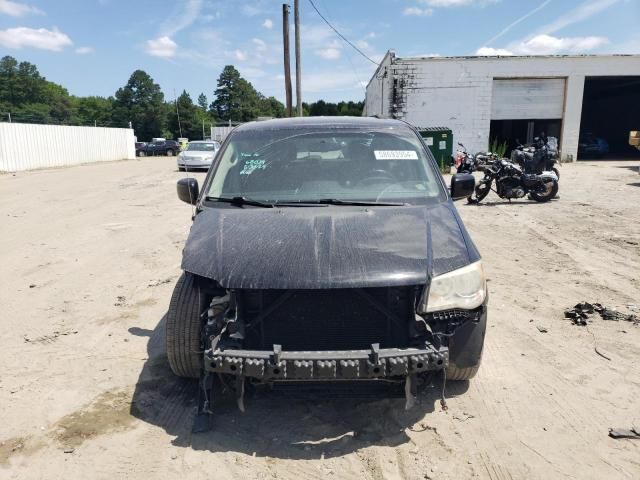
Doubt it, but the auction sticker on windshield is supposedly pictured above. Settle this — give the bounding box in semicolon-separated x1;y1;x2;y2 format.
374;150;419;160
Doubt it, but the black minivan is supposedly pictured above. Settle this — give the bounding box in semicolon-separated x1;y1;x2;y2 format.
169;117;486;430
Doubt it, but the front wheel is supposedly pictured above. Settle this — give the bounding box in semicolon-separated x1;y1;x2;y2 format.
166;272;207;379
138;151;145;157
446;308;487;380
166;150;175;157
530;179;558;202
468;179;492;204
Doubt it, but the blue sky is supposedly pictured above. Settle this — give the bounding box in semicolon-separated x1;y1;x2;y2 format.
0;0;638;103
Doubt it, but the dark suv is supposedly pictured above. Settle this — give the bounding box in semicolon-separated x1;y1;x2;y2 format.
168;117;486;431
139;140;180;157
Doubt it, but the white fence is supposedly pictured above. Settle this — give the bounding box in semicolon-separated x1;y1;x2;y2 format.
211;126;236;142
0;123;136;172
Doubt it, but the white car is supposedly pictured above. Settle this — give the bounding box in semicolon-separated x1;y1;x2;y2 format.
177;140;221;171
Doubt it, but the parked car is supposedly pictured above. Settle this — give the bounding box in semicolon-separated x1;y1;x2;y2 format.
138;140;181;157
177;140;221;171
167;117;486;431
135;142;147;156
578;133;609;158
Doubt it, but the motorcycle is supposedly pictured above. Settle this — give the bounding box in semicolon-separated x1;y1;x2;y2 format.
454;143;477;173
511;134;560;180
468;157;558;204
454;143;499;173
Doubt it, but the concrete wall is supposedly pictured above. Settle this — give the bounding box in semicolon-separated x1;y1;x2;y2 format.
365;54;640;161
0;123;135;172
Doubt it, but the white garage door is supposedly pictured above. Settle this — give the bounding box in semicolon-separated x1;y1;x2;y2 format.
491;78;565;120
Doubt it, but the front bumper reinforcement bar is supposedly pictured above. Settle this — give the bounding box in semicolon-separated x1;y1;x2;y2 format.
204;342;449;380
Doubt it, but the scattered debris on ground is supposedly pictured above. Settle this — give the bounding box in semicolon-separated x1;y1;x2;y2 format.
147;278;173;287
609;427;640;439
23;330;78;344
114;296;126;307
536;325;548;333
564;302;639;326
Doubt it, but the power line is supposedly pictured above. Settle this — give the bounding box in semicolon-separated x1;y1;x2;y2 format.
307;0;378;65
316;0;366;92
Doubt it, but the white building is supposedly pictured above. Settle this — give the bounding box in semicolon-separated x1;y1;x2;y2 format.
364;51;640;161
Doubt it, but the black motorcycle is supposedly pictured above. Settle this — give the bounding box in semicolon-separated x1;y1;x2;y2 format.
511;135;560;180
468;157;558;204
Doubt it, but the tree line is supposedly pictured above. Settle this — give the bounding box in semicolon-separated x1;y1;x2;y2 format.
0;57;364;141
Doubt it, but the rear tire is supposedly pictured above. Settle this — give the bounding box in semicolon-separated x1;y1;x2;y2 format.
138;151;145;157
530;179;558;202
446;308;487;381
166;272;206;379
167;150;175;157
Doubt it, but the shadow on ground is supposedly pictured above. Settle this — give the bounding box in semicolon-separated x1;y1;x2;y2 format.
128;314;468;459
468;198;560;207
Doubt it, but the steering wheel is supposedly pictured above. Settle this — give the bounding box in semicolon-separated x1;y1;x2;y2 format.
358;169;396;185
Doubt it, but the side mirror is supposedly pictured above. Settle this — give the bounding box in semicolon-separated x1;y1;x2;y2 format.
177;177;199;205
450;173;475;201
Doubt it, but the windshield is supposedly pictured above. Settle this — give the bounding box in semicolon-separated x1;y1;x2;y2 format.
206;126;444;205
187;142;218;152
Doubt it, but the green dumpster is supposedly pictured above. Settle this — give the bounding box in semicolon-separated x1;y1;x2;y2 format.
418;127;453;172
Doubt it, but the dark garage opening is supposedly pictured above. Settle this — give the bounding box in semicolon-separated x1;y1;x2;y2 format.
579;76;640;159
490;119;562;154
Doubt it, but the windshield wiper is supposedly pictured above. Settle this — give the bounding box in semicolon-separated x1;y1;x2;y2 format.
206;196;275;208
205;196;329;208
303;198;407;206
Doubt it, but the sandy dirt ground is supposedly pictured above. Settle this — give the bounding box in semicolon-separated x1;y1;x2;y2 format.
1;157;639;479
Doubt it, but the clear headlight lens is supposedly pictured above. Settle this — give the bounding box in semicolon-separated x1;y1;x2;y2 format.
423;260;486;313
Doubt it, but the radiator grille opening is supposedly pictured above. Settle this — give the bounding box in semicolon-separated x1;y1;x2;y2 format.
240;288;413;351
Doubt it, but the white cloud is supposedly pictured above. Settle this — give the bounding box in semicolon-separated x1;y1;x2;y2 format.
418;0;498;6
316;47;341;60
403;7;433;16
145;36;177;58
0;26;72;51
0;0;44;16
537;0;620;36
252;37;267;51
476;46;514;55
513;34;609;54
161;0;203;36
262;18;273;29
75;46;94;55
233;49;248;61
477;34;609;56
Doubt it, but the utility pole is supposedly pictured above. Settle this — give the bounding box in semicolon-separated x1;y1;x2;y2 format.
294;0;302;116
282;3;293;117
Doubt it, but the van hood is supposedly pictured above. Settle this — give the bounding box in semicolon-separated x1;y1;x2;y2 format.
181;203;477;289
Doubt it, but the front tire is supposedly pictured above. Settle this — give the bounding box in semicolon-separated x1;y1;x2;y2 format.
468;179;492;204
446;308;487;381
167;150;175;157
166;273;206;379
